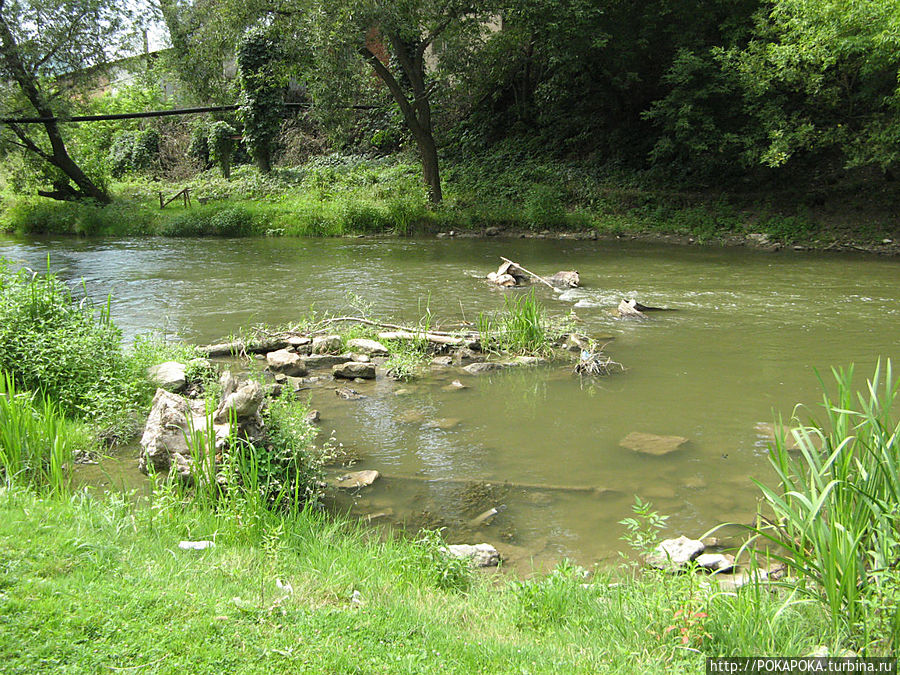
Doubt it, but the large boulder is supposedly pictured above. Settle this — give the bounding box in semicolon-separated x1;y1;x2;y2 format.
147;361;187;393
214;380;264;423
138;389;231;477
347;338;389;355
333;361;376;380
463;362;506;375
266;349;308;377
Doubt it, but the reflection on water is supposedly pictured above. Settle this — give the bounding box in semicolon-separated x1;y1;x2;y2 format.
3;235;898;568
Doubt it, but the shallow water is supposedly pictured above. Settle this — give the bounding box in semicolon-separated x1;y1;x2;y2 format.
2;235;898;570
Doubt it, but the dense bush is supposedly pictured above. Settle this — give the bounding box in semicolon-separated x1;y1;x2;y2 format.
0;260;132;425
108;129;161;178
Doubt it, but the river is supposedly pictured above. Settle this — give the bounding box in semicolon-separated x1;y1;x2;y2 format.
2;235;897;570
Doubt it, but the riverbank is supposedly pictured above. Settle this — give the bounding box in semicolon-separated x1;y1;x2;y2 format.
0;486;837;673
1;154;897;254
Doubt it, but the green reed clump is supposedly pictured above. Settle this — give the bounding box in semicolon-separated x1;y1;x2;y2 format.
749;359;900;652
478;289;553;355
0;371;90;493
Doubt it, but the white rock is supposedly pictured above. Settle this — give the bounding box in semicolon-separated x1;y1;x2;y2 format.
147;361;187;392
178;540;215;551
620;432;689;456
312;335;343;354
333;361;376;379
266;349;308;377
445;543;500;568
331;470;380;489
645;535;705;570
347;338;389;355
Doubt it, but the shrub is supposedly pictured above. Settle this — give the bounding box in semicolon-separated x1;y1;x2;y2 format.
0;259;149;432
208;121;237;179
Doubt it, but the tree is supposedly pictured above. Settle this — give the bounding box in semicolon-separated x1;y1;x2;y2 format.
725;0;900;172
307;0;497;204
237;25;282;174
0;0;133;203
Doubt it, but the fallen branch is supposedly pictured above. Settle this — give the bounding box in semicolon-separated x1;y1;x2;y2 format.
499;257;557;291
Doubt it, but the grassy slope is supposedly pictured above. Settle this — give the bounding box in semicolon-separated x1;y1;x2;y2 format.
1;153;897;249
0;488;837;674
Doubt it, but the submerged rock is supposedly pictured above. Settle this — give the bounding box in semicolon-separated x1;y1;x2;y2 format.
544;270;580;288
620;431;689;456
335;387;364;400
445;543;500;568
147;361;187;393
331;470;380;489
463;362;506;375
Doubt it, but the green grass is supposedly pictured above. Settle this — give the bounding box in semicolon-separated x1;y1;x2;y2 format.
2;152;896;245
0;486;839;674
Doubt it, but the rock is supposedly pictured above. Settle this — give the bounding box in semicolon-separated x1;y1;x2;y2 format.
454;347;482;365
219;370;238;398
351;353;371;363
333;361;376;380
187;357;212;372
286;335;311;348
347;338;389;355
303;353;354;369
305;409;320;424
398;410;425;424
616;299;645;318
422;418;461;431
711;568;769;591
265;383;283;398
442;380;468;391
331;470;380;489
747;233;770;245
147;361;187;393
312;335;343;354
463;362;506;375
445;543;500;568
139;389;192;473
214;380;264;423
335;387;364;400
620;431;689;456
431;356;454;367
645;535;705;570
562;334;589;352
508;356;546;367
683;476;707;490
266;349;308;377
695;553;735;573
484;226;501;236
487;272;518;287
545;270;580;288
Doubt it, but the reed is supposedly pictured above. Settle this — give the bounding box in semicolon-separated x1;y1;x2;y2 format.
746;360;900;651
0;370;82;494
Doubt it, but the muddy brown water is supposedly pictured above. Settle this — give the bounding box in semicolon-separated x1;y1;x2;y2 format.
2;235;898;571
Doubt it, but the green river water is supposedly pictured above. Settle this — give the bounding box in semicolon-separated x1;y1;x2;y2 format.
2;235;897;570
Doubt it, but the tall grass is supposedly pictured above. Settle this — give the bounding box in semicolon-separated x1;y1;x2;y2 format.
478;289;553;355
0;370;86;494
748;360;900;652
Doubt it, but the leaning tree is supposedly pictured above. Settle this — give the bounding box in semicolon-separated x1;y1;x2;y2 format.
0;0;135;202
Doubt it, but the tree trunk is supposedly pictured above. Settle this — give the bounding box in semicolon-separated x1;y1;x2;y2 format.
415;127;442;205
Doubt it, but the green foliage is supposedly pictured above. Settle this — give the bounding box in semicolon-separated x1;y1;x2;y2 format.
748;360;900;652
237;25;283;174
188;121;211;169
159;205;261;237
619;496;669;556
208;121;237;179
513;559;589;631
523;183;566;229
0;259;128;423
108;129;161;178
396;529;472;593
0;371;90;494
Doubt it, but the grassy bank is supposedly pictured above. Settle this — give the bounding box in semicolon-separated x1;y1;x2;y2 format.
2;152;897;249
0;486;837;674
